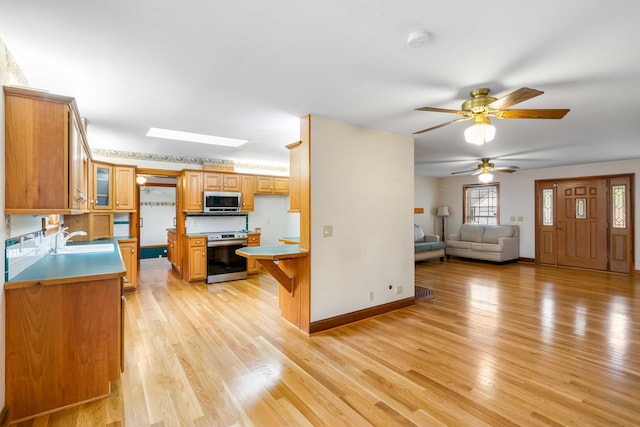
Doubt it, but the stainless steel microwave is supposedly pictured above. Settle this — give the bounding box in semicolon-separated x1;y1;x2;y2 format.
203;191;242;212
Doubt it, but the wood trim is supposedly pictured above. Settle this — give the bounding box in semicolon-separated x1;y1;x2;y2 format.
135;168;182;177
414;207;424;214
285;140;302;149
203;163;235;173
0;404;8;426
309;297;414;334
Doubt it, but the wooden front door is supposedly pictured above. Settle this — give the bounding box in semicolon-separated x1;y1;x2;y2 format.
556;179;608;270
535;174;634;273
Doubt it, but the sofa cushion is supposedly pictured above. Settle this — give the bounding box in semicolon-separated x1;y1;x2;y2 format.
471;242;503;252
445;240;472;249
415;241;445;253
414;224;425;242
482;226;514;244
459;224;485;243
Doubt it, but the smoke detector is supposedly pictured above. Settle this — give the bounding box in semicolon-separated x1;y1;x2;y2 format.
407;30;432;48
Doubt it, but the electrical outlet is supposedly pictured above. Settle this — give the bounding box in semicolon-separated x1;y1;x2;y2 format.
395;285;403;294
368;290;374;302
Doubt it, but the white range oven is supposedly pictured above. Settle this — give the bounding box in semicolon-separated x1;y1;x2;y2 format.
206;231;248;284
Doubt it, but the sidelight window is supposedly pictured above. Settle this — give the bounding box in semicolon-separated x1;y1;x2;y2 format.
612;185;626;228
542;188;553;226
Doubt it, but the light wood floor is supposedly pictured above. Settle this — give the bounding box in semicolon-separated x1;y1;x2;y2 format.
15;258;640;426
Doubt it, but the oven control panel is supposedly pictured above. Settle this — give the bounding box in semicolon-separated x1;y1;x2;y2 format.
206;231;247;241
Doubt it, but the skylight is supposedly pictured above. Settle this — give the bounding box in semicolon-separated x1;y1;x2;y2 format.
146;127;247;147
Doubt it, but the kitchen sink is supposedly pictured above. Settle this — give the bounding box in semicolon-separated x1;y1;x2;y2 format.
53;243;115;255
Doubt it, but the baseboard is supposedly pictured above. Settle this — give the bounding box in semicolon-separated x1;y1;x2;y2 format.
519;257;535;263
0;404;8;426
309;297;414;334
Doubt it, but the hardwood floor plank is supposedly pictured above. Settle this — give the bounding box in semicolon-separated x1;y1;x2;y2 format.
15;257;640;426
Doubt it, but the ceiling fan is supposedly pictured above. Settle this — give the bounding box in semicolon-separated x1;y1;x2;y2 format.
451;158;519;183
413;87;570;144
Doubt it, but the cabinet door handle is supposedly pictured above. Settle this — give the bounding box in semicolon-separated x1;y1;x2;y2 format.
131;248;135;254
202;251;205;257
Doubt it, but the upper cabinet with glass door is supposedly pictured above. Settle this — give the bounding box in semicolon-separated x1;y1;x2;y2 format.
92;162;113;210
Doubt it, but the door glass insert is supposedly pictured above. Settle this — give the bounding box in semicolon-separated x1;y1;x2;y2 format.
612;185;626;228
576;198;586;219
543;188;553;226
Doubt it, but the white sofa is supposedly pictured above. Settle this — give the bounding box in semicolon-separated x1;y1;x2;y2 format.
446;224;519;263
414;225;445;262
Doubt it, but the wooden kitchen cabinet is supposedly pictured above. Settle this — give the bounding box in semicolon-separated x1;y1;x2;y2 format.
64;212;114;241
182;171;203;212
241;175;255;211
114;165;136;211
92;162;113;210
167;229;181;272
255;176;289;195
184;235;207;281
91;162;136;212
246;232;261;274
4;86;91;215
5;277;122;422
204;172;241;192
118;239;138;291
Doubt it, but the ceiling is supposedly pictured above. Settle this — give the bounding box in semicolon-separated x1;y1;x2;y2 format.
2;1;639;177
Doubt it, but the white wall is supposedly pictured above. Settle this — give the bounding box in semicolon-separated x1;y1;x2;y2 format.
414;176;440;236
248;195;299;246
436;158;640;266
310;116;414;322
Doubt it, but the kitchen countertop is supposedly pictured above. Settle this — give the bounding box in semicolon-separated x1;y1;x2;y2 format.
278;236;300;244
4;238;130;290
236;244;307;260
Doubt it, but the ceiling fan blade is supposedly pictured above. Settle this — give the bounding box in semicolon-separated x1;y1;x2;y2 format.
413;116;471;135
450;168;479;175
494;166;520;172
496;109;570;119
487;87;543;109
494;169;518;173
415;106;466;114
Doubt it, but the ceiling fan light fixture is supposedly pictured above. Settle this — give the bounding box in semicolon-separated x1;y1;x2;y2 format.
478;170;494;183
464;116;495;145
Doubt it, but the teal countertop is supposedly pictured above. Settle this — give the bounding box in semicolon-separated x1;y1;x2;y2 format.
5;238;130;289
236;244;308;260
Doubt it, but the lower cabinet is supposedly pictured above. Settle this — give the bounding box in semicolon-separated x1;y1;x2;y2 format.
184;235;207;281
247;232;261;274
5;277;122;422
118;239;138;291
167;229;180;272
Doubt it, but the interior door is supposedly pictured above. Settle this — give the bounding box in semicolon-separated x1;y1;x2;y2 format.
556;179;608;270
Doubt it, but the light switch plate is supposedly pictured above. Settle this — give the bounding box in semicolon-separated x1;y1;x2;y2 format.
323;225;333;237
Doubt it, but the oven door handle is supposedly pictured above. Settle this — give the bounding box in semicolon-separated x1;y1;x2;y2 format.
207;239;248;247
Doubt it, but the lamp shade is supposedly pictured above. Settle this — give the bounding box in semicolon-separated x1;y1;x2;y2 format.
464;116;495;145
436;206;450;217
478;171;493;183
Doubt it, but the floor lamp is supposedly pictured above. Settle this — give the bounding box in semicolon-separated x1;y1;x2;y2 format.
437;206;450;242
